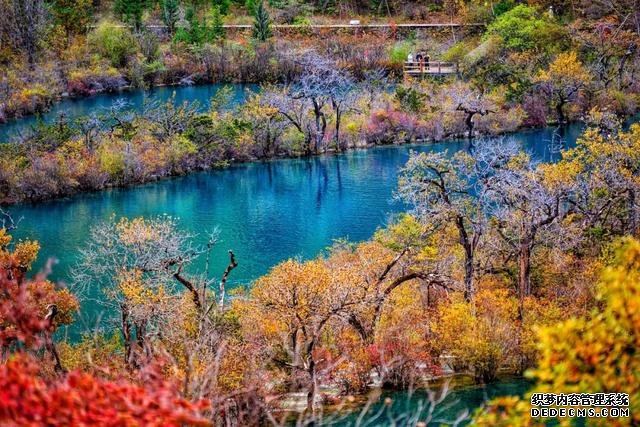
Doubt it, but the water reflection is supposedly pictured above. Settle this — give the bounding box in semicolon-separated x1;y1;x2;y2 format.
8;124;587;336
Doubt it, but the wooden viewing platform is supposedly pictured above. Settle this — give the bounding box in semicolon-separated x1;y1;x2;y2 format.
404;61;459;76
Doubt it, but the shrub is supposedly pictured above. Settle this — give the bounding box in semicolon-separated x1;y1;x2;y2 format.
432;288;519;383
88;21;138;67
486;5;566;53
365;109;425;144
388;41;413;66
0;355;210;425
98;138;126;181
67;66;126;96
6;85;54;117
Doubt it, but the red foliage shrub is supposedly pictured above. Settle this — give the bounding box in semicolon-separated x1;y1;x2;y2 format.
0;231;78;348
522;94;548;127
0;355;211;426
67;79;92;97
365;109;428;144
0;229;210;426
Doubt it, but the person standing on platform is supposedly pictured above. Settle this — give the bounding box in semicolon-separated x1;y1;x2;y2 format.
416;52;424;73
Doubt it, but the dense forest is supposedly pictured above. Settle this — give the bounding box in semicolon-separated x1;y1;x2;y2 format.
1;0;640;426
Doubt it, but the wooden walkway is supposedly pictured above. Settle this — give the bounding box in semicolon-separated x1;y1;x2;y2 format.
404;61;459;76
88;22;484;30
223;22;484;29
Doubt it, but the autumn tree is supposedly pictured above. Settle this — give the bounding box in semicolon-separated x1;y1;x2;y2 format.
562;123;640;236
432;288;519;383
571;19;639;90
242;92;283;157
0;217;79;371
0;0;48;65
263;86;312;153
483;149;575;310
396;150;487;302
327;233;451;344
536;51;592;123
0;218;211;425
246;258;360;413
142;94;200;143
449;82;496;139
72;217;237;368
474;237;640;425
268;52;353;154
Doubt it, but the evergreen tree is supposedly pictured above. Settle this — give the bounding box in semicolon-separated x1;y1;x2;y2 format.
161;0;180;34
252;0;272;42
51;0;93;35
186;6;205;44
114;0;145;29
208;6;226;41
211;0;231;15
245;0;256;15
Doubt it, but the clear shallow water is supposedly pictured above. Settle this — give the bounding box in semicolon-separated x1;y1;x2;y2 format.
0;84;257;142
323;377;532;426
7;124;585;333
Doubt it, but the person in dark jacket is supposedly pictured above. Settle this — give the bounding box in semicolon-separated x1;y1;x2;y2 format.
416;52;424;72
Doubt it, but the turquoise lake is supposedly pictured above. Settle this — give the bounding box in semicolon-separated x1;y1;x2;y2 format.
324;377;532;425
7;124;583;327
0;84;257;142
0;85;593;423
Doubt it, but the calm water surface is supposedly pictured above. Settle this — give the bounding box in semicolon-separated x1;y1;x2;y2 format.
0;84;257;142
1;86;590;421
326;378;532;425
9;125;583;319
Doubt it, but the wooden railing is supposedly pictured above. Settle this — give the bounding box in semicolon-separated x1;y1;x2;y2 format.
403;61;459;75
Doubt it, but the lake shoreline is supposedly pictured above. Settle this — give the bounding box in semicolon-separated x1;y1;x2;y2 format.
275;372;532;425
0;121;580;207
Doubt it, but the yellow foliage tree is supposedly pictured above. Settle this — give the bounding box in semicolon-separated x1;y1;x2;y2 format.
475;237;640;426
432;288;519;383
537;51;592;123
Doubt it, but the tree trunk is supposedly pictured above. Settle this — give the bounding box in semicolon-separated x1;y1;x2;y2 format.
628;189;638;233
335;107;342;151
218;250;238;310
518;240;532;299
289;328;308;391
44;305;65;374
121;304;135;367
306;357;317;415
463;250;474;302
312;99;326;154
618;49;634;90
456;216;475;302
555;100;566;124
348;314;370;343
465;112;475;139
